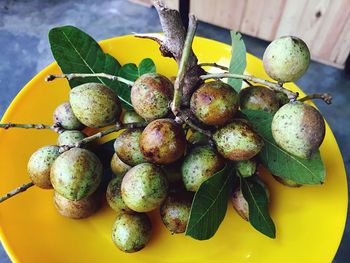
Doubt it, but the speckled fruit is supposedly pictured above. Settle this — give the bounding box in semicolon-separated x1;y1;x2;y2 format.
121;163;168;212
140;119;186;165
57;130;86;146
120;111;145;124
271;101;325;159
273;175;302;187
239;86;279;113
263;36;310;83
234;159;257;178
112;213;152;253
114;128;146;166
160;193;192;234
53;102;84;130
70;83;121;128
131;73;174;121
27;145;60;189
232;184;249;221
110;153;131;176
213;119;264;161
106;176;134;213
182;146;225;192
53;191;101;219
50;148;102;200
190;81;238;126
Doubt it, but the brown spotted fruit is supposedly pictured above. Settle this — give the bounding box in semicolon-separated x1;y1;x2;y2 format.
53;102;84;130
190;80;238;126
271;101;325;159
239;86;279;113
131;73;173;121
213;119;264;161
110;153;131;177
57;130;86;146
106;176;134;213
120;110;145;124
140;119;186;165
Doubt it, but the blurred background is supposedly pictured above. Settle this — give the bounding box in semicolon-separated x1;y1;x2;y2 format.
0;0;349;262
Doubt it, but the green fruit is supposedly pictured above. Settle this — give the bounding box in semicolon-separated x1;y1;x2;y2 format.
112;213;152;253
235;159;257;178
57;130;86;146
53;102;84;130
120;111;145;124
271;102;325;159
140;119;186;165
273;175;302;187
263;36;310;83
121;163;168;212
190;81;238;126
131;73;174;121
114;128;146;166
213;119;264;161
106;176;134;213
50;148;102;200
187;131;210;146
110;153;131;176
70;83;121;128
27;145;60;189
239;86;279;113
232;185;249;221
182;146;225;192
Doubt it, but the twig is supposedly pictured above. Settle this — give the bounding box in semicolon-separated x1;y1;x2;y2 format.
0;182;34;203
0;122;64;133
198;63;228;71
243;79;253;86
299;93;332;105
176;110;212;138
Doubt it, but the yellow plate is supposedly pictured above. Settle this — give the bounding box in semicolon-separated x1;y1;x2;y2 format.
0;35;347;263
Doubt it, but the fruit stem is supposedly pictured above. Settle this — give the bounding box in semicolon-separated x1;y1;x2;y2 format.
200;73;299;100
177;110;212;138
0;182;34;203
299;93;332;105
198;63;228;71
0;122;64;133
45;73;134;86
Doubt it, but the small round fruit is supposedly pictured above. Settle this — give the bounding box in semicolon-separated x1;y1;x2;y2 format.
213;119;264;161
57;130;86;146
263;36;310;83
182;146;225;192
160;193;192;234
190;81;238;126
271;102;325;159
53;191;101;219
120;111;145;124
121;163;168;212
70;83;121;128
232;185;249;221
131;73;174;121
239;86;279;113
53;102;84;130
112;213;152;253
106;176;133;213
110;153;131;176
50;148;102;200
27;145;60;189
234;159;257;178
273;175;302;187
140;119;186;164
114;128;146;166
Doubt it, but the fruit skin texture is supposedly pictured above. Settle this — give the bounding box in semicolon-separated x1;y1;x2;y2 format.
106;176;134;213
53;102;84;130
131;73;174;121
213;119;264;161
190;81;238;126
114;128;146;166
50;148;103;200
70;83;121;128
239;86;279;113
27;145;60;189
121;163;168;212
57;130;86;146
271;101;325;159
140;119;186;165
263;36;310;83
110;153;131;176
182;146;225;192
120;111;145;124
235;159;257;178
112;213;152;253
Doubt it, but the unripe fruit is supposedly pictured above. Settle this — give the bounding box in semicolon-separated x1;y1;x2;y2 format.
120;111;145;124
114;128;146;166
213;119;264;161
106;176;133;213
234;159;257;178
131;73;174;121
271;102;325;159
263;36;310;83
27;145;60;189
70;83;121;128
121;163;168;212
112;213;152;253
190;81;238;126
53;102;84;130
50;148;102;200
239;86;279;113
57;130;86;146
110;153;131;177
140;119;186;165
182;146;225;192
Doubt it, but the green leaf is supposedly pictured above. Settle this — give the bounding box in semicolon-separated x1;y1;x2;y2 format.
185;164;234;240
242;109;326;184
139;58;156;76
118;63;139;81
228;31;247;92
241;176;276;238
